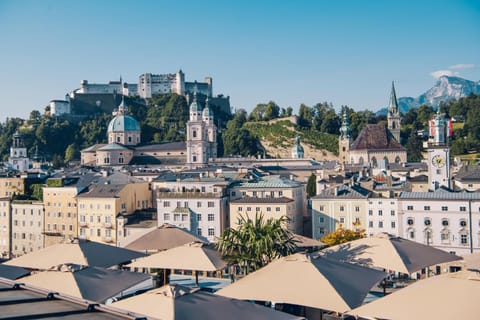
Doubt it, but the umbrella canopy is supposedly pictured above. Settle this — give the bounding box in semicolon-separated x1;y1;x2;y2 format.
0;264;30;280
112;284;304;320
348;269;480;320
127;241;226;271
4;239;146;269
21;264;151;303
216;252;385;313
126;223;208;252
292;234;326;249
320;233;462;274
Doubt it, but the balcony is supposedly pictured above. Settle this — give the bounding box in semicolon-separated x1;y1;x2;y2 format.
103;236;114;243
103;222;113;229
78;234;88;240
157;191;224;199
79;221;88;227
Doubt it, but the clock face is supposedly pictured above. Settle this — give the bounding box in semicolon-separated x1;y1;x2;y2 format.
432;155;445;168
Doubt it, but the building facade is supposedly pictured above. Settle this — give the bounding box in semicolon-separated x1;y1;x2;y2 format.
10;201;44;257
0;198;11;258
399;192;480;255
8;132;30;172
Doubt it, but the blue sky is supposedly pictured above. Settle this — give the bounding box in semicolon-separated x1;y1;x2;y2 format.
0;0;479;120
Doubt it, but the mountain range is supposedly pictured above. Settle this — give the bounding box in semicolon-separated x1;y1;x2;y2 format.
377;76;480;115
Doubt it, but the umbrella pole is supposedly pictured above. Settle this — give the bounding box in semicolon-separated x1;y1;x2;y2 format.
195;271;199;287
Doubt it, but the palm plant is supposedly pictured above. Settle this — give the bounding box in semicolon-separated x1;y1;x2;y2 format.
216;213;297;275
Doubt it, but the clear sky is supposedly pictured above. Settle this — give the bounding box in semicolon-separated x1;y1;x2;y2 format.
0;0;479;120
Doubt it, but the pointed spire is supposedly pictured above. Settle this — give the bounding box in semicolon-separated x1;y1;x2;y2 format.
388;81;399;113
340;108;351;139
118;96;126;115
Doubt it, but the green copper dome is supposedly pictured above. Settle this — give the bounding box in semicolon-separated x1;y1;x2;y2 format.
107;115;141;132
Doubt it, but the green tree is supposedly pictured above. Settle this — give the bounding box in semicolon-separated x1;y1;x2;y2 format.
64;143;79;162
222;127;260;156
405;132;424;162
321;227;365;246
306;173;317;197
297;104;313;128
216;213;297;274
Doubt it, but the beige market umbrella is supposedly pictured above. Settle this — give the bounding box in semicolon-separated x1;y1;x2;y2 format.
21;264;151;303
127;241;227;285
216;252;385;313
4;239;146;269
0;264;30;280
112;284;305;320
320;233;462;274
292;234;326;251
126;223;208;252
347;269;480;320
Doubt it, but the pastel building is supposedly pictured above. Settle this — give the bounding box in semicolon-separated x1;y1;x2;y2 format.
0;198;11;258
76;173;151;245
398;192;480;255
230;175;305;234
10;201;44;257
311;184;370;239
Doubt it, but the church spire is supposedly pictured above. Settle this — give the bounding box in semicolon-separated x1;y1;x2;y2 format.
388;81;399;114
340;108;351;139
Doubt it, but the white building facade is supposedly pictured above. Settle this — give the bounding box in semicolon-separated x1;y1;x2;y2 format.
399;192;480;255
366;197;400;237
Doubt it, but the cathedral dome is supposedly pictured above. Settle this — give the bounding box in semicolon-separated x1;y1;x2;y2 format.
107;115;141;133
107;97;141;133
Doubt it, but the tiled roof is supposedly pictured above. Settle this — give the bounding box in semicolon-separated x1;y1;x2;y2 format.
236;175;302;189
399;191;480;200
98;143;132;151
134;141;186;151
76;184;125;198
231;196;294;204
350;124;405;151
312;184;370;199
454;166;480;182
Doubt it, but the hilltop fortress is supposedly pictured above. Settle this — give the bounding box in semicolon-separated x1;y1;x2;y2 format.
49;70;230;116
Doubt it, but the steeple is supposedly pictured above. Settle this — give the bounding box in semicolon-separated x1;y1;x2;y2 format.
387;81;401;143
118;96;126;115
388;81;399;114
339;109;351;139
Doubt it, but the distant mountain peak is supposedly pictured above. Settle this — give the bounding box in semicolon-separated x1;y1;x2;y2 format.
378;76;480;115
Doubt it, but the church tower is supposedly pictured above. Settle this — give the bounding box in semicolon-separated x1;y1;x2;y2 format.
291;136;304;159
9;131;30;172
387;82;401;143
427;110;451;190
338;109;352;164
186;91;217;166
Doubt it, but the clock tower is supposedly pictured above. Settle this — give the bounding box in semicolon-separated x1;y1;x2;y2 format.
427;111;451;190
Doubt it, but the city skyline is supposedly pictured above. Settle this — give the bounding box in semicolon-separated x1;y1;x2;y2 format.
0;0;479;120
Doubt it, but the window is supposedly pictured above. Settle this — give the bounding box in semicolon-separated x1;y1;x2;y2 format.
319;217;324;223
378;210;383;216
442;219;449;226
256;207;260;212
407;218;414;225
278;191;283;196
238;207;243;212
441;206;448;211
368;221;373;228
208;202;214;208
266;207;271;212
208;214;214;221
197;214;202;221
181;214;188;221
164;213;170;221
409;230;415;239
208;228;215;236
390;210;395;216
247;207;252;212
275;207;281;212
163;201;170;207
97;229;101;237
378;221;383;228
391;221;396;228
339;217;345;223
174;214;180;221
177;201;182;208
424;206;430;211
319;205;325;211
460;234;468;245
460;220;467;227
424;218;431;226
368;210;373;216
460;206;467;212
184;201;189;208
355;206;360;212
197;202;202;208
197;228;202;236
407;205;413;210
340;206;345;212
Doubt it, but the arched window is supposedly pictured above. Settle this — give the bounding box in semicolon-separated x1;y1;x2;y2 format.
459;229;469;246
383;156;389;165
128;136;132;143
371;157;377;168
193;130;197;138
424;228;433;245
359;157;364;165
407;227;415;240
441;228;450;244
395;156;401;163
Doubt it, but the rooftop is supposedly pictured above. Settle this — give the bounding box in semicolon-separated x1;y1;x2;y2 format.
231;196;294;204
399;191;480;200
350;124;406;151
312;184;370;199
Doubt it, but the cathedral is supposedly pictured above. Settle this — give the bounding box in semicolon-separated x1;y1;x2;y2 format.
80;94;217;168
339;82;407;167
